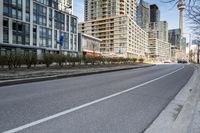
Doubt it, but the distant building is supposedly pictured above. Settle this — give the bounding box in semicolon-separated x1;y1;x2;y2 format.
148;38;171;62
146;4;171;62
80;0;148;58
136;0;150;31
59;0;73;14
150;4;160;22
149;21;168;42
84;0;137;22
0;0;78;56
168;29;186;58
78;33;101;56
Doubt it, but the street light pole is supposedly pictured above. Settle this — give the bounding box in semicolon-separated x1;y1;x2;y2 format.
198;44;200;64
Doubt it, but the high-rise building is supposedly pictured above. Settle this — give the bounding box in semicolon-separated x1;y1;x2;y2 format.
168;28;186;58
0;0;78;56
59;0;73;14
147;4;171;62
84;0;137;21
168;29;181;49
149;21;168;42
150;4;160;22
136;0;150;31
80;0;148;58
148;38;171;62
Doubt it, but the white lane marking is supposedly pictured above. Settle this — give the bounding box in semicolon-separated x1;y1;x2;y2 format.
3;66;185;133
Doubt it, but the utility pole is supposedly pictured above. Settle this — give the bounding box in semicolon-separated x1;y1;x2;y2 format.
198;44;199;64
188;34;192;62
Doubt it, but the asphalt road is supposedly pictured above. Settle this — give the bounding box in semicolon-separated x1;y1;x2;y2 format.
0;64;194;133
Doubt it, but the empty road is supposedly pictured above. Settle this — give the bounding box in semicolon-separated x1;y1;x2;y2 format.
0;64;194;133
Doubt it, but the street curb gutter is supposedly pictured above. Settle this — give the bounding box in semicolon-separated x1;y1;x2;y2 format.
170;65;200;133
144;65;200;133
0;64;155;87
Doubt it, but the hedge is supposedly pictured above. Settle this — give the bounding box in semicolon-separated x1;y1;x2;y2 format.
0;53;142;69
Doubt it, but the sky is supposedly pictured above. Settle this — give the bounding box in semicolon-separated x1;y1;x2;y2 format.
73;0;191;40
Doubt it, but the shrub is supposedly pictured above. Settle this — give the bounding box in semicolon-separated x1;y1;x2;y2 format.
132;58;137;63
32;54;37;67
67;56;82;66
139;58;144;63
43;53;54;67
6;54;14;70
0;55;7;68
84;55;96;65
74;56;82;65
24;53;34;69
98;56;106;64
13;53;23;68
54;54;66;67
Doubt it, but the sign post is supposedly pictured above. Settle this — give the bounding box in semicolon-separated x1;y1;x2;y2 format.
59;35;64;55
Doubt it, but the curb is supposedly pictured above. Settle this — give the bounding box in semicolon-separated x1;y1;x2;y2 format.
170;65;200;133
0;65;155;87
144;65;200;133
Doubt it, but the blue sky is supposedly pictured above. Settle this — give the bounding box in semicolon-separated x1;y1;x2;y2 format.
73;0;190;35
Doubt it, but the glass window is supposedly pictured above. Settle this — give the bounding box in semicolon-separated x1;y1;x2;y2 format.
3;19;9;27
25;35;30;45
18;35;22;44
13;22;17;31
12;0;17;6
18;10;22;19
3;5;9;15
26;0;30;11
18;24;22;32
49;19;52;27
3;30;9;43
13;34;17;44
17;0;22;7
26;12;30;22
12;9;17;18
33;3;46;26
25;24;30;33
33;14;37;23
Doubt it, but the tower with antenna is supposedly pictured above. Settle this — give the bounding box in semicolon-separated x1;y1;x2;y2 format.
177;0;186;52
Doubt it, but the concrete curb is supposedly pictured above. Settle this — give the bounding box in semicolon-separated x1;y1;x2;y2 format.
144;65;200;133
0;64;155;87
170;67;200;133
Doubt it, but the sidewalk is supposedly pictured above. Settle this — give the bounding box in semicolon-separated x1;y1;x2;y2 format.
0;64;154;87
145;64;200;133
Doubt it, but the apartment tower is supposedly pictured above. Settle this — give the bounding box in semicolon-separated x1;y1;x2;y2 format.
80;0;148;58
0;0;78;56
136;0;150;31
150;4;160;22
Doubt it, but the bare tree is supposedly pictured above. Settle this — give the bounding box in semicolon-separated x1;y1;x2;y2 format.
161;0;196;6
161;0;199;34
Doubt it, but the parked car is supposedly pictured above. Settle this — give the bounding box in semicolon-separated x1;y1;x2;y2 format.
164;60;171;64
177;59;187;64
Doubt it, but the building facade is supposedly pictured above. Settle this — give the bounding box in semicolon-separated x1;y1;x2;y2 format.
148;38;171;62
59;0;73;14
136;0;150;31
0;0;78;56
78;33;101;56
168;29;186;58
84;0;137;22
145;4;171;62
80;0;148;58
149;21;168;42
150;4;160;22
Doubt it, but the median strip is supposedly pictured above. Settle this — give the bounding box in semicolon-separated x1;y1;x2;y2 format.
0;64;154;87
